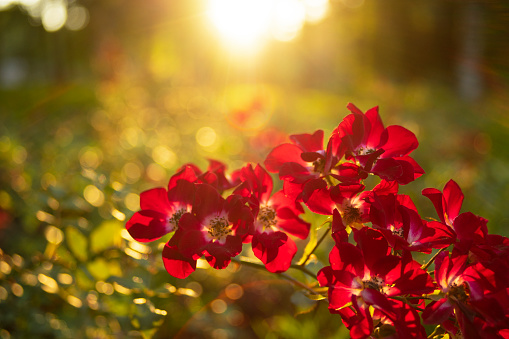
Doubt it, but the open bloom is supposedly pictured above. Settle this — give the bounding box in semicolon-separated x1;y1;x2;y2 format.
264;130;338;200
234;164;310;272
318;228;434;338
422;251;509;338
177;184;253;270
330;103;424;184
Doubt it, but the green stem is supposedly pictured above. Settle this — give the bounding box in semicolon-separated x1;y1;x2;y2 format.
421;247;447;271
233;256;317;280
278;272;325;298
231;256;324;297
299;223;331;267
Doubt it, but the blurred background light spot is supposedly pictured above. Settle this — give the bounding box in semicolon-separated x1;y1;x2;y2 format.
0;261;11;275
57;273;73;285
11;254;23;268
12;146;27;164
38;274;59;293
41;172;57;190
154;309;167;316
113;282;132;295
152;145;176;168
128;241;151;254
196;127;217;147
83;185;105;207
65;5;88;31
96;281;114;295
225;283;244;300
21;273;37;286
125;248;143;260
185;281;203;297
211;329;228;339
10;283;23;297
44;225;64;245
133;297;146;304
0;286;7;300
124;193;140;212
146;163;167;182
41;1;67;32
122;162;143;184
66;295;83;308
227;309;245;326
79;147;103;169
120;127;141;149
36;210;55;223
177;287;198;297
47;197;59;210
210;298;228;314
0;191;11;209
111;208;126;221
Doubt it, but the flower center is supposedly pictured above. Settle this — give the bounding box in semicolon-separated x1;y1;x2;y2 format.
357;147;377;156
447;282;470;303
168;208;186;232
207;216;232;241
312;158;325;173
363;276;384;291
343;204;361;226
392;227;404;238
258;206;277;230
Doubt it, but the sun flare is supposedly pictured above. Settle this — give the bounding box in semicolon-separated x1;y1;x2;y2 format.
206;0;329;51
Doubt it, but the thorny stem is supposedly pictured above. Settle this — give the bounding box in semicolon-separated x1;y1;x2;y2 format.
421;247;447;271
299;223;331;267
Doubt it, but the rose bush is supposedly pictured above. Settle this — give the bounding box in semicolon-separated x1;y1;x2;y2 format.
127;103;509;339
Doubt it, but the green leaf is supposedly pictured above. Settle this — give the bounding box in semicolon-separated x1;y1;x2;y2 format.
296;224;318;265
66;226;88;262
305;293;327;301
90;220;123;253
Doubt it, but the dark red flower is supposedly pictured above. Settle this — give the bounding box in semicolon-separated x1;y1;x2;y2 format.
126;173;195;243
330;103;424;184
423;179;489;253
368;192;453;252
177;184;253;270
178;159;241;193
234;164;310;272
264;130;338;200
318;228;434;338
422;251;509;338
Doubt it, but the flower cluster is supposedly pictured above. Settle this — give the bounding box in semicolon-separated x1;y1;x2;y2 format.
126;104;509;338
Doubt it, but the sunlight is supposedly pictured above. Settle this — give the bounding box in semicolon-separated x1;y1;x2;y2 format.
207;0;272;51
206;0;329;51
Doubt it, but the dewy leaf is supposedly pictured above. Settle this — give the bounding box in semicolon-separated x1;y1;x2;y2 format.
90;220;123;253
66;226;88;262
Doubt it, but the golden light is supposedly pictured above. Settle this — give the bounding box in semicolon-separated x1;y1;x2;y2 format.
206;0;329;50
207;0;272;51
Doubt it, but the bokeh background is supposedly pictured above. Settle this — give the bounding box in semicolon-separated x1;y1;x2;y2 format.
1;0;508;338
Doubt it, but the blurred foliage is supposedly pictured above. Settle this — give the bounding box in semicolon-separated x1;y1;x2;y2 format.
0;0;509;338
